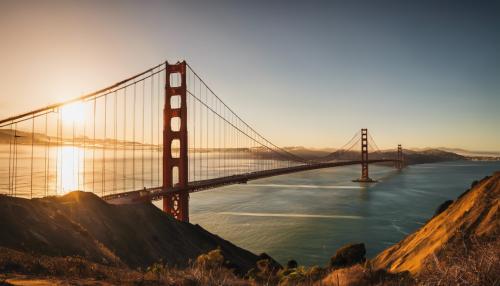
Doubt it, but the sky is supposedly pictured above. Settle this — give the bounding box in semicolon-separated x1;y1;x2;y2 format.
1;0;499;151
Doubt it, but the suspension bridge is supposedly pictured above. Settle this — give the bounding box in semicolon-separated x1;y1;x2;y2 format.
0;61;404;222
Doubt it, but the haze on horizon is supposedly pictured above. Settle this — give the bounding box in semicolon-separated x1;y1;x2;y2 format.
0;0;499;152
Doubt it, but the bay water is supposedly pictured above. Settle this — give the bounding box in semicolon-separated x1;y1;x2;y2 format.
187;161;500;266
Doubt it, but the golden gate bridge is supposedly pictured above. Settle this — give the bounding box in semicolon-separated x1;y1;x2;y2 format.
0;61;404;222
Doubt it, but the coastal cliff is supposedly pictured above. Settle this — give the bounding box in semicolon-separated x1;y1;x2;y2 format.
371;172;499;274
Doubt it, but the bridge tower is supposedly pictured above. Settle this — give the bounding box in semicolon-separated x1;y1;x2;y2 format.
163;61;189;222
353;128;375;182
396;144;403;170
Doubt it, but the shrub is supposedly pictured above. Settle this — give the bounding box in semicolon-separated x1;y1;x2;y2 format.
195;249;224;270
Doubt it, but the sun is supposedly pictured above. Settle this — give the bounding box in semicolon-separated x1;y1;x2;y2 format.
60;102;85;124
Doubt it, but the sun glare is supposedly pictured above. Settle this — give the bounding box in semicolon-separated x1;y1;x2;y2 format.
60;102;85;124
59;146;84;194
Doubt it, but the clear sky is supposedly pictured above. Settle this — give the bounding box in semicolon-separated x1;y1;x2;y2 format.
1;0;499;151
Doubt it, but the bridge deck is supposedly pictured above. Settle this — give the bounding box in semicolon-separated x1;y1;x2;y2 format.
103;159;396;204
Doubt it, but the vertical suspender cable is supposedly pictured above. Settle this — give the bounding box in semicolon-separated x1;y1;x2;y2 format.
212;91;215;178
59;111;63;193
83;103;86;191
72;114;76;190
123;88;127;191
218;100;221;177
206;87;209;179
8;123;12;195
142;81;145;187
92;99;96;193
30;115;35;198
102;96;107;195
157;71;160;186
198;81;203;180
150;72;154;186
54;114;57;194
114;91;117;192
44;114;48;196
225;106;227;174
193;75;196;181
132;84;136;190
13;125;17;196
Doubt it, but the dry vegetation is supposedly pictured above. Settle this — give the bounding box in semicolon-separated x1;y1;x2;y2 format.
417;234;500;286
0;248;327;285
0;247;247;286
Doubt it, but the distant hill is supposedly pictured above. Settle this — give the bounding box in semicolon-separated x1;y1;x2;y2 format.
319;148;465;165
0;128;155;148
281;146;332;159
437;147;500;157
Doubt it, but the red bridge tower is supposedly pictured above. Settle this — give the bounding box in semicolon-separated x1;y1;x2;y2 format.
163;61;189;222
353;128;375;183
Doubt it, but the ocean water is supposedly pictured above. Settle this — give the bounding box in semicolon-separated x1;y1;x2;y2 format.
1;146;497;266
187;161;500;266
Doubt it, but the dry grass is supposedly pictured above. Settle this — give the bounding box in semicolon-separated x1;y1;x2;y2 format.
0;247;330;285
143;249;250;285
0;247;247;285
2;238;498;286
322;263;414;286
418;234;500;286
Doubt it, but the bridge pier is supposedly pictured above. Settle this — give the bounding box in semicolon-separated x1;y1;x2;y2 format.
162;61;190;222
353;128;376;183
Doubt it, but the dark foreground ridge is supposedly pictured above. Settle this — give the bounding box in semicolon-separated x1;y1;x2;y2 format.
0;191;260;273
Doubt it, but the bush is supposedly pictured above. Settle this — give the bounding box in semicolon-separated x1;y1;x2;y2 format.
195;249;224;269
329;243;366;269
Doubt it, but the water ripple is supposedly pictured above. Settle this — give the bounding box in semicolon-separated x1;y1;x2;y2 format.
219;212;363;219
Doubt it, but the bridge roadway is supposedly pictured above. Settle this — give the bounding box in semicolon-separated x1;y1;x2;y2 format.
103;159;396;205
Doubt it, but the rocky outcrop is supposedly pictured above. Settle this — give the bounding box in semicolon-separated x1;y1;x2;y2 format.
329;243;366;269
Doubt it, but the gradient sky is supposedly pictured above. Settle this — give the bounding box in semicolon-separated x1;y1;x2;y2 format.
1;0;499;151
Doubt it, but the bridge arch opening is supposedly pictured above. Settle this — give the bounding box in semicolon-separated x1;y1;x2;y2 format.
169;73;182;87
171;139;180;158
171;117;181;132
170;95;181;109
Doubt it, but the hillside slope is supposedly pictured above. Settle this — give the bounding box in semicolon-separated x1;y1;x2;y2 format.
0;191;260;273
371;172;499;274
